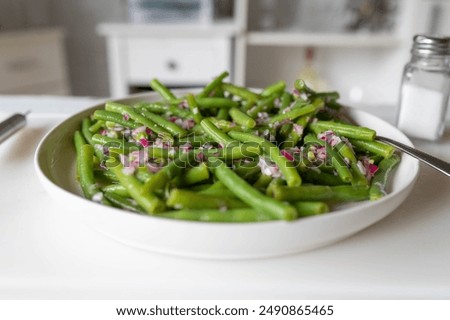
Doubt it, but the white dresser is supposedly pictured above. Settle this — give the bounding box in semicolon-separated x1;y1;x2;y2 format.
97;23;237;97
0;28;70;95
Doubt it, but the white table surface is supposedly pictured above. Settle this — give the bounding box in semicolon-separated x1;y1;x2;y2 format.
1;95;449;300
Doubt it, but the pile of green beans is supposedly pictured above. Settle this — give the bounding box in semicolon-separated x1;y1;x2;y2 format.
73;71;400;222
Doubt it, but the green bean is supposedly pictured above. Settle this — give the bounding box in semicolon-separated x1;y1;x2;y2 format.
253;174;273;189
107;160;166;214
158;208;274;223
310;121;376;141
173;163;210;187
146;146;177;159
304;134;353;183
282;115;310;148
186;93;203;124
139;109;187;138
93;110;141;129
246;94;277;118
330;185;370;202
333;140;357;164
176;134;212;147
229;107;256;128
323;143;353;183
232;159;262;182
102;184;129;197
74;134;104;201
279;91;293;111
294;79;314;94
198;182;239;199
309;91;340;102
196;97;238;109
94;168;119;183
207;118;239;132
74;129;87;152
149;78;177;101
167;189;247;210
222;82;259;101
200;118;236;146
279;123;293;138
269;103;316;125
301;168;347;186
197;71;229;98
228;131;302;187
104;191;144;213
273;185;369;202
350;162;369;187
261;80;286;98
349;139;395;158
208;158;297;220
241;100;256;113
105;102;172;140
92;134;137;150
135;167;153;183
216;107;229;120
369;154;400;200
135;102;191;118
89;120;105;133
81;118;104;160
294;201;329;217
142;150;200;193
205;143;261;161
265;178;286;196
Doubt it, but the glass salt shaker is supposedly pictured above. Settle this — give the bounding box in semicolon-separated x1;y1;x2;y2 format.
396;35;450;141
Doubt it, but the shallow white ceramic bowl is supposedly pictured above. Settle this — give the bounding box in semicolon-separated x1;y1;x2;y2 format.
35;91;419;259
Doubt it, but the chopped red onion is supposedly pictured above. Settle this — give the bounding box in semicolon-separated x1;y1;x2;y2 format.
292;124;304;135
369;163;379;176
258;157;282;178
280;149;294;161
140;138;149;148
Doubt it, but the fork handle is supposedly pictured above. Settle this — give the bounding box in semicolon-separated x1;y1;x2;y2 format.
376;136;450;178
0;114;27;145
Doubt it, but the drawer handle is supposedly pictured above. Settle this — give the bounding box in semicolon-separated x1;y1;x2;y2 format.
166;60;178;71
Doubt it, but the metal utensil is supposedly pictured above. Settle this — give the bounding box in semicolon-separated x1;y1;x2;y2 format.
376;135;450;178
0;111;29;145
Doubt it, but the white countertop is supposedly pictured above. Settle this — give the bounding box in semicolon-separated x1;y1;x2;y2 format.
1;95;449;299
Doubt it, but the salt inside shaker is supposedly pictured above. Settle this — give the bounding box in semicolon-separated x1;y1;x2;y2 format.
396;35;450;141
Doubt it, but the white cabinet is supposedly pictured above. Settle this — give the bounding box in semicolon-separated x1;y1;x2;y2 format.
126;37;230;85
98;23;236;97
0;28;70;95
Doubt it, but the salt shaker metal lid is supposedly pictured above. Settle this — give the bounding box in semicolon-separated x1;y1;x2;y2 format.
411;35;450;56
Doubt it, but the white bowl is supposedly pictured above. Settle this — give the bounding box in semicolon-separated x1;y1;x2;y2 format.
34;92;419;259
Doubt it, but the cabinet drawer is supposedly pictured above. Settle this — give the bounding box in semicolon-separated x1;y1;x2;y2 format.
0;37;67;92
126;37;230;85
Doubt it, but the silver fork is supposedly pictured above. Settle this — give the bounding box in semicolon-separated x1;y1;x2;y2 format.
376;136;450;178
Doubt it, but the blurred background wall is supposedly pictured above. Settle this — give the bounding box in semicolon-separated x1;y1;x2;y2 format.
0;0;449;108
0;0;126;96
